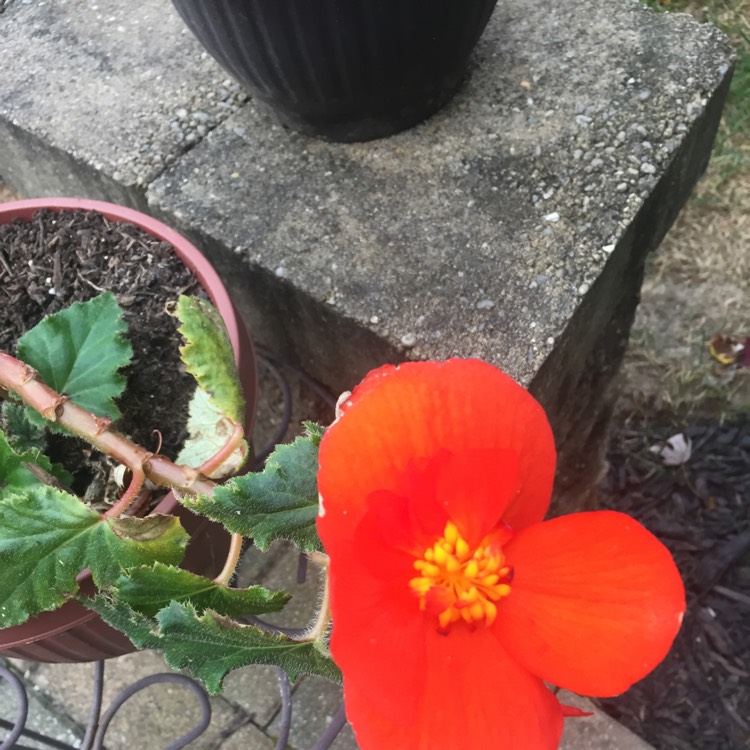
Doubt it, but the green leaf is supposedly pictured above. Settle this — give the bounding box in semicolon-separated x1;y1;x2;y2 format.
1;401;46;453
84;594;160;648
174;296;247;477
174;296;244;425
0;430;72;499
0;430;42;497
0;487;188;627
183;424;324;553
87;597;341;694
176;388;248;478
112;562;290;618
17;292;133;422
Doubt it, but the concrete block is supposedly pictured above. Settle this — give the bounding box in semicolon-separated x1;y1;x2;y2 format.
147;0;733;511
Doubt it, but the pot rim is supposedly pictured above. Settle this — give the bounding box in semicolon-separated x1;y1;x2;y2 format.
0;198;245;364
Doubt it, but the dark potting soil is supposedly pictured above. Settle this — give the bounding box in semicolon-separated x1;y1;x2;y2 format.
597;416;750;750
0;209;202;485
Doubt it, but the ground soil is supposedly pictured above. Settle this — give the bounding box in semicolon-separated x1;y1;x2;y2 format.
0;208;202;501
597;417;750;750
620;189;750;418
603;91;750;745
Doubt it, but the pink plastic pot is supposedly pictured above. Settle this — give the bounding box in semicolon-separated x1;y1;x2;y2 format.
0;198;258;662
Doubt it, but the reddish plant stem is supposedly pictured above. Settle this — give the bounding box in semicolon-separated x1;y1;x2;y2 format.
197;421;246;478
213;533;245;586
2;351;332;642
0;351;216;499
122;486;154;518
104;465;147;518
2;351;251;586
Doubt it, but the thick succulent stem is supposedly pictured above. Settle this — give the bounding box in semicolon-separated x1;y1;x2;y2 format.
0;351;216;499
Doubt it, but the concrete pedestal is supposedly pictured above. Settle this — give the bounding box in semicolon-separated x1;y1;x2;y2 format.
0;2;733;506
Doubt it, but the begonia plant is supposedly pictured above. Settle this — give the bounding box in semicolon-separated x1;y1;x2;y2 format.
1;301;685;750
0;292;253;630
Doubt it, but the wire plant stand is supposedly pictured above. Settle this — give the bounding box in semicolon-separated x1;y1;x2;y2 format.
0;661;347;750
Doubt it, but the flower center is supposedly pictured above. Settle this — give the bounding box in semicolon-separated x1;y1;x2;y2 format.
410;521;512;631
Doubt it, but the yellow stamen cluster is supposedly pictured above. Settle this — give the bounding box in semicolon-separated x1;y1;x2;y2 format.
410;521;512;631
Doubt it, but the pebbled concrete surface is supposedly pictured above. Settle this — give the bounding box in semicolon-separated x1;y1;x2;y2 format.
149;2;731;383
0;0;246;208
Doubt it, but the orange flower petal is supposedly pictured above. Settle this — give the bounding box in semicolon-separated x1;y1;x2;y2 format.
326;530;427;724
318;359;555;539
496;511;686;696
344;627;564;750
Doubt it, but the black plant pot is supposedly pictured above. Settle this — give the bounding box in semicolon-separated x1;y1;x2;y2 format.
171;0;499;142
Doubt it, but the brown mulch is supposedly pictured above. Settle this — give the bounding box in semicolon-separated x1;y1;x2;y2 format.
0;209;202;489
597;416;750;750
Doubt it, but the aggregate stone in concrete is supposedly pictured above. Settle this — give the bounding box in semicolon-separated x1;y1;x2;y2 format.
0;0;246;207
148;0;733;511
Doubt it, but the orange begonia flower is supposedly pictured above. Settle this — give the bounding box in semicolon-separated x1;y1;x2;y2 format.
316;359;685;750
